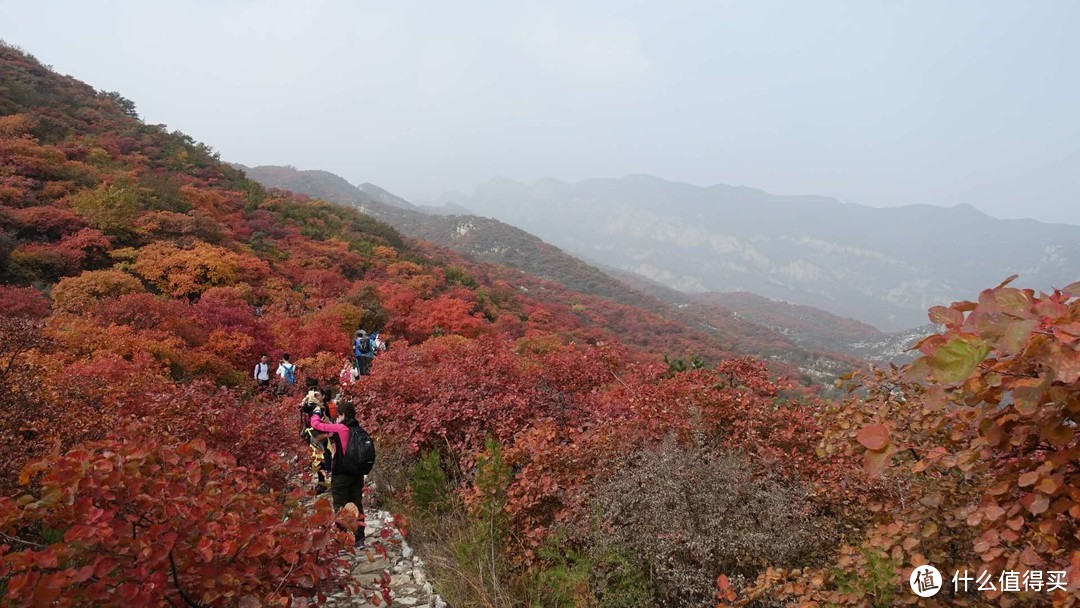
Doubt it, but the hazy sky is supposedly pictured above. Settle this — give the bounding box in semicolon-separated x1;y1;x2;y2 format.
4;1;1079;224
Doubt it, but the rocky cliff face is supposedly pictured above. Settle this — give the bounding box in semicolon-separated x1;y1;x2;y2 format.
441;175;1080;331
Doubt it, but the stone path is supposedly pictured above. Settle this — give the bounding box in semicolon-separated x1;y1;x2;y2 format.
288;446;444;607
321;509;446;608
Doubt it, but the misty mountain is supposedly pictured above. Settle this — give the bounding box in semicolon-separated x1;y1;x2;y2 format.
230;164;373;208
231;164;466;216
693;291;885;354
235;164;897;375
235;164;681;309
357;182;419;211
694;292;930;364
438;175;1080;330
599;266;927;361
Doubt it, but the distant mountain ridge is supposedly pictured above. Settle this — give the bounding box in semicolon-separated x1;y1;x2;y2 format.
356;182;417;210
235;163;907;376
234;167;689;314
438;175;1080;330
231;164;651;307
231;164;471;217
229;164;372;208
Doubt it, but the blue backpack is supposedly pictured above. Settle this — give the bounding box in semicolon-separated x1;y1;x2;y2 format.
355;336;373;357
283;363;296;384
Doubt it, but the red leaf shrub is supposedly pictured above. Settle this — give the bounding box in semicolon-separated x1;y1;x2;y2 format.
0;439;351;606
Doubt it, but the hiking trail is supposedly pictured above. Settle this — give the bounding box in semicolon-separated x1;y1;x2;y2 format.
299;492;445;608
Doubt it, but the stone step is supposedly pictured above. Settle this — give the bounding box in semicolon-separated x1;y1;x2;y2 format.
293;478;446;608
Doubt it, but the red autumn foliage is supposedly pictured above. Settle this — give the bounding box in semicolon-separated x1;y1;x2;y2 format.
3;41;1077;608
733;279;1080;606
0;439;352;606
0;285;51;318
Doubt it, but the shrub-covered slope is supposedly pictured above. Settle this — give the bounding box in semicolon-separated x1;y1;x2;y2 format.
237;162;864;378
0;40;846;605
2;43;1078;608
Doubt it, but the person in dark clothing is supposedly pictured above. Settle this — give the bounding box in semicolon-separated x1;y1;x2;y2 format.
321;387;334;413
310;401;366;546
353;330;375;376
299;388;332;494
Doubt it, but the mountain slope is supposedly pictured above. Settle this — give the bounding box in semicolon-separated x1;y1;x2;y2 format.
236;164;869;377
1;38;846;513
10;41;1072;608
694;292;883;352
233;164;647;306
440;175;1080;330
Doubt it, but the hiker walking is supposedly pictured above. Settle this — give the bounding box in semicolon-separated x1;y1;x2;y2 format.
276;352;297;393
321;387;337;418
303;377;321;405
309;402;376;547
341;358;359;385
253;354;271;388
370;331;386;354
353;330;375;376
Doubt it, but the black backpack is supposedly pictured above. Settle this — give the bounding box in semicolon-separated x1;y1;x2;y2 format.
339;420;376;476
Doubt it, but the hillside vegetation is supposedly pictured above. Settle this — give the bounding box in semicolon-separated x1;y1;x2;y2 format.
2;43;1079;607
238;163;865;378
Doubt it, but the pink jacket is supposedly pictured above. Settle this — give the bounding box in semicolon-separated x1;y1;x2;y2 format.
310;414;350;453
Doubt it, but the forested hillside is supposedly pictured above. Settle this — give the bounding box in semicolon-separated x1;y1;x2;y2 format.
694;292;887;353
235;164;670;307
237;163;864;378
2;42;1079;608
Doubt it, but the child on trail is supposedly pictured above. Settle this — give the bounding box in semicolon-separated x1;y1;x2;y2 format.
309;401;376;547
253;354;271;388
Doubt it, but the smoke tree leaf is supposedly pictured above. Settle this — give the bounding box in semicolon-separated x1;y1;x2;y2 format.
925;337;990;386
928;305;963;326
856;424;890;452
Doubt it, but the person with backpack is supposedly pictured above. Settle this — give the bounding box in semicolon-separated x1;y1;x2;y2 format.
253;354;271;389
353;330;375;376
276;353;297;392
309;401;376;547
